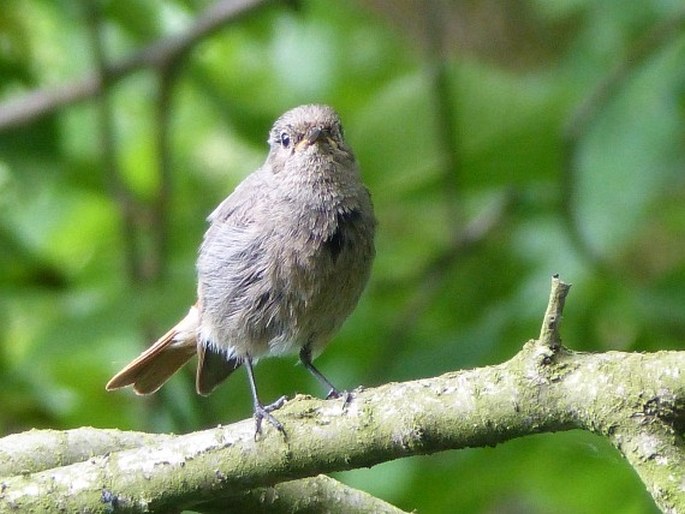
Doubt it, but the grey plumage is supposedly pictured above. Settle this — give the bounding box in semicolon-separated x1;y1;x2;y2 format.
107;104;376;433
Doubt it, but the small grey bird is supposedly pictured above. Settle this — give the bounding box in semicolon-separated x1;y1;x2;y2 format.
106;104;376;434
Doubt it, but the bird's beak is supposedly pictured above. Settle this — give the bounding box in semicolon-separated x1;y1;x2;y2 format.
304;126;323;145
296;126;323;151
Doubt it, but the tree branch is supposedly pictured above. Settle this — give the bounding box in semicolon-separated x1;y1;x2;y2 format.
0;428;172;477
612;418;685;514
1;277;683;513
202;475;409;514
0;0;278;131
2;354;684;511
0;429;407;513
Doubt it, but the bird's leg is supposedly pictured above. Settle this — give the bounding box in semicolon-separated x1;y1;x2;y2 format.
299;345;352;403
244;356;286;438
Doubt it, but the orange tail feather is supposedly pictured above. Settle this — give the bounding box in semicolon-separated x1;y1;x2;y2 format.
106;306;199;395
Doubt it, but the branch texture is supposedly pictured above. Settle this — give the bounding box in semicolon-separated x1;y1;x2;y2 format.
1;278;683;513
1;352;684;512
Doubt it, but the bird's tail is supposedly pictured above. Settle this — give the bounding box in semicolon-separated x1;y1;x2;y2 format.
106;306;199;395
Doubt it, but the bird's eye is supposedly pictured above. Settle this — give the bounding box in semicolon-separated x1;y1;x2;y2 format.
280;132;290;148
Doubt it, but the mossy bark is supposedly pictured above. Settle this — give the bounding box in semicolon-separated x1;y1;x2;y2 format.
1;278;683;513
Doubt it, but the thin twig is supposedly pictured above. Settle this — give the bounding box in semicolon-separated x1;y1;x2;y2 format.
424;0;462;224
426;0;461;217
148;63;181;283
537;274;571;350
83;1;143;283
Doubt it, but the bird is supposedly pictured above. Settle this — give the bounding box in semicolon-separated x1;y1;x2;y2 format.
106;104;376;435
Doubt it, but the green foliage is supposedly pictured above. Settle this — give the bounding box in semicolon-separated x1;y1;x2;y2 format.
1;0;683;512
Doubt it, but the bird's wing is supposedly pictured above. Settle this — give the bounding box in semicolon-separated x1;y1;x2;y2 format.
206;169;268;225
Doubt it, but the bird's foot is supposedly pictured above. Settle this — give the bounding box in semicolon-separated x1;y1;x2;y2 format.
254;395;287;439
326;388;353;409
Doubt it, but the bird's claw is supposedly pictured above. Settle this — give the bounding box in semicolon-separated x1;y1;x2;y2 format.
326;389;353;409
254;395;288;439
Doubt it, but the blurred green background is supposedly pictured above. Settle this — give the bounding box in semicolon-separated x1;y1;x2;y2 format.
2;0;684;512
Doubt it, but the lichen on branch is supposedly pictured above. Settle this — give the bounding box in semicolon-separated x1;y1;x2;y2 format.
1;276;684;513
